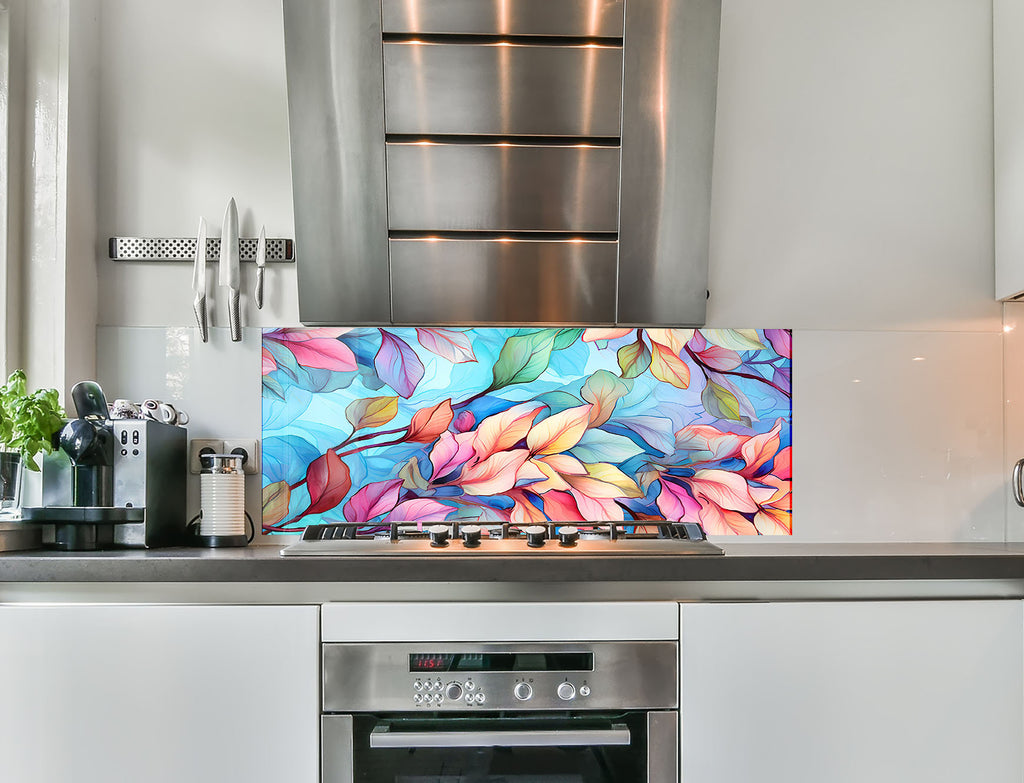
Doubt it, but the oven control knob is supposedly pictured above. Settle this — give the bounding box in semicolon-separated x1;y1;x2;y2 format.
524;525;547;548
461;525;482;548
514;682;533;701
445;682;463;701
427;524;450;547
557;682;576;701
557;526;579;547
579;685;591;697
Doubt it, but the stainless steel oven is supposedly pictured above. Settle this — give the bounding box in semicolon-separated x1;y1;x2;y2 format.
321;641;678;783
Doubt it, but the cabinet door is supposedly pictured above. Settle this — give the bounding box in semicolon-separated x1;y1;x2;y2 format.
996;0;1024;300
0;604;319;783
680;601;1023;783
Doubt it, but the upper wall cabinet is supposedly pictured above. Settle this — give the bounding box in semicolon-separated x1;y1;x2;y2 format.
996;0;1024;300
283;0;721;326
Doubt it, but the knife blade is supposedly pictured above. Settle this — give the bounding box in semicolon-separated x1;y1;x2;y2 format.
192;217;209;342
254;224;266;310
219;197;241;342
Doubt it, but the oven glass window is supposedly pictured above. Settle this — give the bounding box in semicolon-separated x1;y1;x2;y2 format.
348;713;648;783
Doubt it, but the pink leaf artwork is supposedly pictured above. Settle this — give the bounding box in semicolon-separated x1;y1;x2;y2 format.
457;450;531;496
407;399;455;443
383;498;455;525
375;330;425;398
342;478;403;525
304;449;352;517
285;338;357;372
416;328;478;364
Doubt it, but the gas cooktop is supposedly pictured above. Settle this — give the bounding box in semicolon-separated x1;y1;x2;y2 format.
280;521;723;557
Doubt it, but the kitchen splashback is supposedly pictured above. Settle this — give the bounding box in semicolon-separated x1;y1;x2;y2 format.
261;328;792;535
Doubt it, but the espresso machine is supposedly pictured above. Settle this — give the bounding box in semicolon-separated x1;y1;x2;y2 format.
23;381;187;550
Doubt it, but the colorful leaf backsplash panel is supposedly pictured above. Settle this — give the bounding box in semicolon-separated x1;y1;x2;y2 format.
261;328;792;535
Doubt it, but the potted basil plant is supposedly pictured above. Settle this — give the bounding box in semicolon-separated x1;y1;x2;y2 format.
0;370;65;516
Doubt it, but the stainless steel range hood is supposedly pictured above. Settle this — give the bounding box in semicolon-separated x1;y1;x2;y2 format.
283;0;721;326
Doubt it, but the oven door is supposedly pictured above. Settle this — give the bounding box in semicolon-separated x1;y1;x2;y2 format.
323;711;677;783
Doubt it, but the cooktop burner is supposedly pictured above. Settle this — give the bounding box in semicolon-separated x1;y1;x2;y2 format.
280;521;723;556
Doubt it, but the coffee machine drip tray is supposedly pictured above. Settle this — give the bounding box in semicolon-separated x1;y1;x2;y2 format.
20;506;146;551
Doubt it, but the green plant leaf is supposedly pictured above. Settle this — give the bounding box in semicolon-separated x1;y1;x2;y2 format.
0;370;65;470
617;336;652;379
552;328;584;351
701;380;751;426
488;331;558;391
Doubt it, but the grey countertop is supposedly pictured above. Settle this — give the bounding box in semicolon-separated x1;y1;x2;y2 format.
2;541;1024;584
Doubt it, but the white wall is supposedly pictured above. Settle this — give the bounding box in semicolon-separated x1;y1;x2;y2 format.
92;0;1006;542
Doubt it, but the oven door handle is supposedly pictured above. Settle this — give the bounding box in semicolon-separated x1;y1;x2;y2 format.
369;723;632;749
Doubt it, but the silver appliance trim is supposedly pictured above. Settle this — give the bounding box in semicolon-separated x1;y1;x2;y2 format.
322;641;678;712
385;142;621;232
383;41;623;137
647;712;679;783
381;0;626;37
617;0;721;325
322;715;354;783
283;536;723;557
369;724;631;748
390;237;618;324
283;0;392;325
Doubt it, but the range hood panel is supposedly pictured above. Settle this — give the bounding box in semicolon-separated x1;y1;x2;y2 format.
390;239;618;324
386;143;621;233
381;0;626;38
285;0;720;327
384;42;624;137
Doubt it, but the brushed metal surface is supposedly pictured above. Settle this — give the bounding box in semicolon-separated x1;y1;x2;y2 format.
284;0;391;325
369;724;631;748
647;712;679;783
390;238;617;323
384;42;622;137
617;0;721;325
382;0;625;37
386;143;620;231
321;715;354;783
285;529;721;556
322;641;678;712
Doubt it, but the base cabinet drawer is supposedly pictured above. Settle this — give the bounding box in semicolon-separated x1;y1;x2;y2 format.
0;605;319;783
679;601;1024;783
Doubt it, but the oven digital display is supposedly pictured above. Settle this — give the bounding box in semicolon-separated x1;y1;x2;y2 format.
409;652;594;673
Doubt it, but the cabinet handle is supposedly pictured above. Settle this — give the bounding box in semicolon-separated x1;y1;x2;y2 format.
369;724;630;748
1013;459;1024;507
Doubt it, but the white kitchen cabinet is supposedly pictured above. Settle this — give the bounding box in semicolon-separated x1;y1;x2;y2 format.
680;601;1023;783
0;604;319;783
996;0;1024;299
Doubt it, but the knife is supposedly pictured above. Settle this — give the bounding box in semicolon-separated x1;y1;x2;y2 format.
254;224;266;310
192;217;209;342
219;197;241;342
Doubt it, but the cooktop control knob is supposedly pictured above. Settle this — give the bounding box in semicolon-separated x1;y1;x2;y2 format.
427;524;450;548
514;682;533;701
461;525;482;548
557;526;579;547
557;682;576;701
524;525;547;548
445;682;463;701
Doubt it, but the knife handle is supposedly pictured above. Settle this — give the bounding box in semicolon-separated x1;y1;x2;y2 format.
255;267;265;310
193;295;209;343
229;289;241;342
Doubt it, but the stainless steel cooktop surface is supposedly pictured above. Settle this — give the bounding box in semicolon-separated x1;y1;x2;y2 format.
280;522;723;557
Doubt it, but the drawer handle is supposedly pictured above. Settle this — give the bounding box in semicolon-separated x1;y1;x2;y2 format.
369;724;631;748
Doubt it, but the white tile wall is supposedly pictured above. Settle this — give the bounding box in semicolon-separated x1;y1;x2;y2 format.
95;326;275;539
1003;302;1024;540
786;330;1004;542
